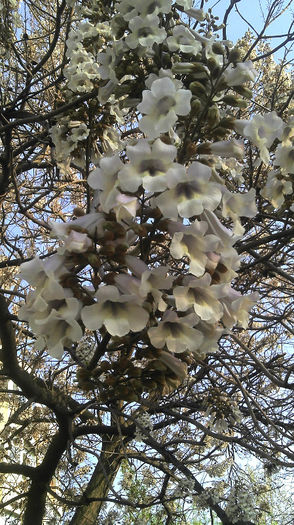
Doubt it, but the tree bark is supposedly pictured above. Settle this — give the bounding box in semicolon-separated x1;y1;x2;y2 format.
69;434;125;525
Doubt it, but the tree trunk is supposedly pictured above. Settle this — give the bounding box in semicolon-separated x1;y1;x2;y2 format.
69;434;124;525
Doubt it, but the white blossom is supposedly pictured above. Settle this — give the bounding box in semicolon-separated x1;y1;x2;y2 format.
275;142;294;173
261;170;292;209
169;220;219;277
118;138;185;192
88;154;124;213
185;7;205;20
137;77;192;139
19;255;68;288
145;68;183;90
204;140;244;159
223;61;257;86
220;288;259;328
19;296;83;359
50;212;105;241
126;15;166;50
81;285;149;336
148;310;203;354
221;188;257;234
234;111;285;164
166;25;202;55
155;162;222;219
61;230;93;254
173;273;224;323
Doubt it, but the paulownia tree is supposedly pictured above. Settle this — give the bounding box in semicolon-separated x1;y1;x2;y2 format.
0;0;293;524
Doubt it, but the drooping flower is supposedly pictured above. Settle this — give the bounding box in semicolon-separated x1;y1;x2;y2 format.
173;273;224;323
137;77;192;139
196;321;224;355
166;25;202;55
116;255;174;311
223;61;257;86
19;254;68;288
169;220;219;277
185;7;205;20
220;288;259;329
126;15;166;50
275;143;294;173
118;138;185;192
201;210;241;281
174;0;193;9
88;154;124;213
221;188;257;235
234;111;285;164
81;285;149;336
97;40;126;83
203;140;244;160
19;296;83;359
50;212;105;240
261;170;292;209
155;162;222;219
148;310;203;354
115;0;138;20
61;230;93;254
112;193;138;223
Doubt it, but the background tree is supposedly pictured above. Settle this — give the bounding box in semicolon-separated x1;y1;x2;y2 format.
0;1;293;524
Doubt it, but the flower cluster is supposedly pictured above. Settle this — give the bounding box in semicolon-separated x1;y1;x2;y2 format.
203;389;242;434
50;119;89;167
226;483;257;523
134;412;154;442
173;477;195;497
19;0;293;403
18;256;83;359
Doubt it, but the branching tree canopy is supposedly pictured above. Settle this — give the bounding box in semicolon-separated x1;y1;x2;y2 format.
0;0;293;523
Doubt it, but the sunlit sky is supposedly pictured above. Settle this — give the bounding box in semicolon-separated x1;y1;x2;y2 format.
196;0;294;60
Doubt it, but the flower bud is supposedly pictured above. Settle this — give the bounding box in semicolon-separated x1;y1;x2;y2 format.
212;127;229;140
73;207;85;217
207;57;220;74
99;245;115;257
172;62;197;74
233;85;253;99
228;48;241;62
103;231;115;241
189;81;207;96
222;95;248;108
191;98;202;115
219;117;236;129
212;42;225;55
87;253;101;268
207;105;220;127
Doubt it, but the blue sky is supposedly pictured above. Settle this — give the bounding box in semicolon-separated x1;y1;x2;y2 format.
196;0;294;60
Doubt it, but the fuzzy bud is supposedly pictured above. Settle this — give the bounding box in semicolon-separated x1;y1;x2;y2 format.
222;95;248;108
228;48;242;62
189;81;207;96
191;98;202;115
212;42;225;55
233;86;253;99
207;105;220;127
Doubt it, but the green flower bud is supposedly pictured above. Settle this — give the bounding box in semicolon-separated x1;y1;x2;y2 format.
189;81;207;96
191;98;202;115
222;95;248;108
228;48;241;62
233;85;253;99
207;105;220;127
212;42;225;55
